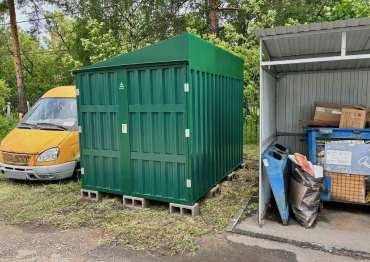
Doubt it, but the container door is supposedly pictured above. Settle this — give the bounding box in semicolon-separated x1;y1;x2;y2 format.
117;69;131;194
78;70;126;194
124;64;189;203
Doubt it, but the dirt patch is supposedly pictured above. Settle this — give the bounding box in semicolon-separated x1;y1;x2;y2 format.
0;222;297;262
15;222;57;234
0;221;103;261
177;234;297;262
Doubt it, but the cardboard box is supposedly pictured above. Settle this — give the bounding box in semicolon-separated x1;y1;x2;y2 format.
325;141;370;176
304;119;338;127
314;103;343;125
306;102;370;128
339;107;369;128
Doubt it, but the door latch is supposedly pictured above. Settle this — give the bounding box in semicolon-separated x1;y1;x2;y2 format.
121;124;128;134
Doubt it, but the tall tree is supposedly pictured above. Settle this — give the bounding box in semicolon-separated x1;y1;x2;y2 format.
7;0;27;115
209;0;218;33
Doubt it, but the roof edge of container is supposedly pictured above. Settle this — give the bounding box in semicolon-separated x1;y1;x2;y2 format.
187;34;244;79
187;32;244;63
73;60;189;74
73;32;244;79
73;32;192;73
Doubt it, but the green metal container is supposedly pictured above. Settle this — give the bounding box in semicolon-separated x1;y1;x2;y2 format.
75;33;244;205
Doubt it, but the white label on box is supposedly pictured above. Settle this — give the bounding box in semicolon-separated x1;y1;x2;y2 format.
316;107;341;114
316;107;325;112
326;150;352;166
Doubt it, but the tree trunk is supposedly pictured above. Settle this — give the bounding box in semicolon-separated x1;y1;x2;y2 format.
209;0;218;34
8;0;28;115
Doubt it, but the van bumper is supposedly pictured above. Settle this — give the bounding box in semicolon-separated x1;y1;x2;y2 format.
0;161;76;181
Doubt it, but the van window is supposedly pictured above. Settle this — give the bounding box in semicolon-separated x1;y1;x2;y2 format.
20;98;77;131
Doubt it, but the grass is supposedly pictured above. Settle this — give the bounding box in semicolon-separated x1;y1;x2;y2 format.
0;145;259;254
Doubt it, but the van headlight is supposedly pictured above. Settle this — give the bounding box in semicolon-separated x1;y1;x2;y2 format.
37;148;59;162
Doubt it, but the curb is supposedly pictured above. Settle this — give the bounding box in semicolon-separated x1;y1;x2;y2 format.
226;194;370;260
231;227;370;260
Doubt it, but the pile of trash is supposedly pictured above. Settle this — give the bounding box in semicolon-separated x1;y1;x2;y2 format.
262;143;325;227
288;153;324;228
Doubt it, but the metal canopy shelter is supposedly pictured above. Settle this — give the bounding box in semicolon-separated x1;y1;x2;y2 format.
256;18;370;225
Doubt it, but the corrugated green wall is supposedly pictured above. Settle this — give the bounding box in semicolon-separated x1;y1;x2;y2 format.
188;69;243;202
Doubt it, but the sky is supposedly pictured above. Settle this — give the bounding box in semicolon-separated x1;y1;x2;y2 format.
15;2;57;45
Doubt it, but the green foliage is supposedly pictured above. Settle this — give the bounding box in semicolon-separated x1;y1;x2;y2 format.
0;79;11;111
0;115;18;140
244;115;259;144
0;28;75;105
80;19;126;64
322;0;370;20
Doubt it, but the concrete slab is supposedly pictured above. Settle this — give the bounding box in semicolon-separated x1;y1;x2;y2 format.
227;234;370;262
235;206;370;259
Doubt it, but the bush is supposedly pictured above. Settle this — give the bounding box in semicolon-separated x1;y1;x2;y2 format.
0;80;11;111
244;115;259;144
0;115;18;140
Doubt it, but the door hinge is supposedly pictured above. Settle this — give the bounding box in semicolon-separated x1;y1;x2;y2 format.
186;179;192;188
76;89;80;96
185;129;190;138
121;124;128;134
80;167;85;175
78;126;82;133
184;83;189;93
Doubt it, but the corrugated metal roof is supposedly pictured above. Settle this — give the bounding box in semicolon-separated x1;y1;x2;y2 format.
259;18;370;73
257;17;370;39
74;33;244;79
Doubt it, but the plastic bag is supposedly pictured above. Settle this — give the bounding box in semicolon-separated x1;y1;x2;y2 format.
289;167;324;228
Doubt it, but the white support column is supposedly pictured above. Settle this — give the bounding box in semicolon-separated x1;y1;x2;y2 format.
341;31;347;56
258;39;264;226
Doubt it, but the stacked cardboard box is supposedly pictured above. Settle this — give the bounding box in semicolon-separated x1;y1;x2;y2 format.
327;172;367;203
340;107;370;128
305;102;370;128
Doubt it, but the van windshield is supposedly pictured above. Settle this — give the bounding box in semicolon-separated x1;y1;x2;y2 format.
19;98;77;131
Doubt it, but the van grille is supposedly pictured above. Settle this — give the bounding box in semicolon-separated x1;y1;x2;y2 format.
2;152;32;166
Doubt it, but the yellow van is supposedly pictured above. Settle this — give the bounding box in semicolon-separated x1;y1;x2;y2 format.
0;86;79;180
